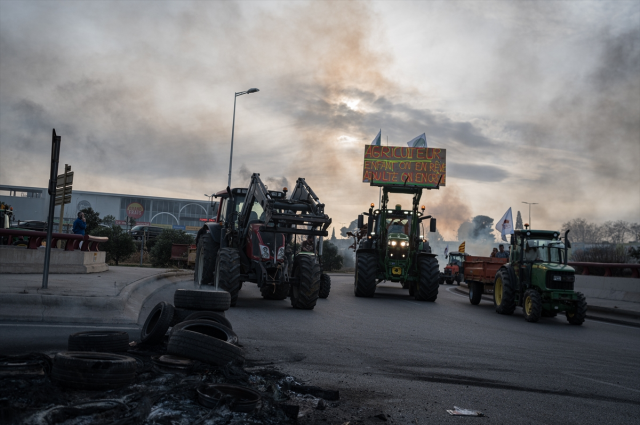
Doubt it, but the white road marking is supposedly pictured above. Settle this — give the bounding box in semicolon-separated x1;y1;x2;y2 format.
564;373;640;393
0;323;139;329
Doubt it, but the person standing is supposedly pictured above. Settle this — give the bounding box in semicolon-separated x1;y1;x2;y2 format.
73;212;86;235
300;235;315;253
490;248;498;257
496;244;509;259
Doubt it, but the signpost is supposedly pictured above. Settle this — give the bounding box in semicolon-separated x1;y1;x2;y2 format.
56;165;73;237
43;129;61;290
362;145;446;187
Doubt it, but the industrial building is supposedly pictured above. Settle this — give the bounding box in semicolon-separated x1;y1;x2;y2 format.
0;185;217;232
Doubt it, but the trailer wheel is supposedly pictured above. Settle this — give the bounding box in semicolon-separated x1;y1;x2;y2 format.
415;256;439;301
494;269;516;315
319;274;331;299
260;283;290;300
469;282;483;305
215;248;242;307
566;292;587;326
523;289;542;322
354;252;377;297
195;234;218;285
290;255;321;309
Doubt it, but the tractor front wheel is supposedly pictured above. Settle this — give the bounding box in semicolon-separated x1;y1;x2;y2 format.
354;252;377;297
494;269;516;315
290;255;321;309
523;289;542;322
469;282;483;305
415;256;439;302
195;234;218;285
319;274;331;299
566;292;587;325
214;248;242;306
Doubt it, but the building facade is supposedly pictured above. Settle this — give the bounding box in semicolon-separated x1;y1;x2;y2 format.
0;185;217;233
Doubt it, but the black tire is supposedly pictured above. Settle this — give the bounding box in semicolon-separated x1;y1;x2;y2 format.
140;302;174;345
415;256;439;302
523;289;542;322
171;319;238;345
260;283;290;300
319;274;331;299
469;282;483;305
170;307;200;326
566;292;587;325
455;275;462;286
494;269;516;315
354;252;377;297
195;234;218;285
52;352;136;390
67;331;130;353
167;329;244;366
214;248;242;307
184;311;232;330
174;289;230;311
290;254;321;310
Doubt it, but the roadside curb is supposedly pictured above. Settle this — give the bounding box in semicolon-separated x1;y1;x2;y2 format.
0;270;194;325
451;285;640;328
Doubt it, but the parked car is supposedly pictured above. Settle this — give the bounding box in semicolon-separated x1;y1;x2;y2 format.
130;225;165;246
13;220;47;232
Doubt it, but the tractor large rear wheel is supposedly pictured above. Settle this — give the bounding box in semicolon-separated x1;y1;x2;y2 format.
290;255;321;309
354;252;377;297
195;235;218;285
214;248;242;307
415;256;439;301
494;269;516;315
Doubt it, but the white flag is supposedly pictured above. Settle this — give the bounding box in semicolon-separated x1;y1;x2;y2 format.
444;244;449;257
407;133;427;148
371;129;381;146
495;207;514;242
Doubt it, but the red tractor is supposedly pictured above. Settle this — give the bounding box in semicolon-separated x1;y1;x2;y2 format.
441;251;468;285
194;173;332;309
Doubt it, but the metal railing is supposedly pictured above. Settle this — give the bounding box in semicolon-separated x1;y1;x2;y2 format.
0;229;108;252
568;262;640;278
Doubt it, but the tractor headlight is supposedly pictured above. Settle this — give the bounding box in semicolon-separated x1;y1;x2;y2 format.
391;241;397;246
400;241;407;247
277;247;285;260
260;245;270;259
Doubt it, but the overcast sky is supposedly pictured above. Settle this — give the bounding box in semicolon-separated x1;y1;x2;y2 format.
1;0;638;240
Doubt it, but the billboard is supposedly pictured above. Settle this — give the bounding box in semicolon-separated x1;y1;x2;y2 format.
126;202;145;219
362;145;446;187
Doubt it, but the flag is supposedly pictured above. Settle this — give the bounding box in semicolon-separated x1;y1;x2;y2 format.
406;133;427;148
444;244;449;257
370;129;381;146
458;241;465;253
495;207;514;242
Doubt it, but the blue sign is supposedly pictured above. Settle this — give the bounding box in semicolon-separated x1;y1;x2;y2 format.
172;225;186;230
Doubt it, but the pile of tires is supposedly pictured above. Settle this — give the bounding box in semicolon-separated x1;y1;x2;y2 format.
140;289;244;366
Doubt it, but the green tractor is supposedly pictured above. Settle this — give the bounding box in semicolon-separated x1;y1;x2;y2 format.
354;185;440;301
494;228;587;324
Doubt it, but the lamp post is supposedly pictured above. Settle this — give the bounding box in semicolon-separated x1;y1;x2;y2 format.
228;88;260;188
522;201;538;228
204;194;214;218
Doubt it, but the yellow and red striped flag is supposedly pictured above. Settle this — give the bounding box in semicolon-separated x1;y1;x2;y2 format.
458;241;465;253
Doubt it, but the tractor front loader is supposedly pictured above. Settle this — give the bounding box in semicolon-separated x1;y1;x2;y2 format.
354;185;440;301
194;173;332;309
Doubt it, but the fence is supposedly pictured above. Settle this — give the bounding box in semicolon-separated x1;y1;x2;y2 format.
0;229;108;252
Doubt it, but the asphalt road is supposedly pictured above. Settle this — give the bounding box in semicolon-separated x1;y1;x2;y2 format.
1;275;639;424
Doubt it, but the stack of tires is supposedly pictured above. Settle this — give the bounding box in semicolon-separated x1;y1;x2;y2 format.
140;289;244;366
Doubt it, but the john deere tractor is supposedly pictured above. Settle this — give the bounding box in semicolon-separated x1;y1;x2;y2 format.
493;228;587;324
354;185;440;301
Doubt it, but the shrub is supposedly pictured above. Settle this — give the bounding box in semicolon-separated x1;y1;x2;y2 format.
571;244;630;276
92;225;137;266
149;229;195;268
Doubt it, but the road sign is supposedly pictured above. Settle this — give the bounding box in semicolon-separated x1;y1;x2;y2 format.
54;194;72;206
56;171;73;186
172;225;186;230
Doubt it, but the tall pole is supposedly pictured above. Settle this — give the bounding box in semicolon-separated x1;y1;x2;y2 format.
522;201;538;228
43;130;61;289
227;94;238;188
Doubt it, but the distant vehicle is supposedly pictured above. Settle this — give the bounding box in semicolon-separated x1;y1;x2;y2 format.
130;225;165;246
13;220;47;232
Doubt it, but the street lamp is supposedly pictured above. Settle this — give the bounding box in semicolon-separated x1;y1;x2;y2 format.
205;194;214;218
228;88;260;188
522;201;538;228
